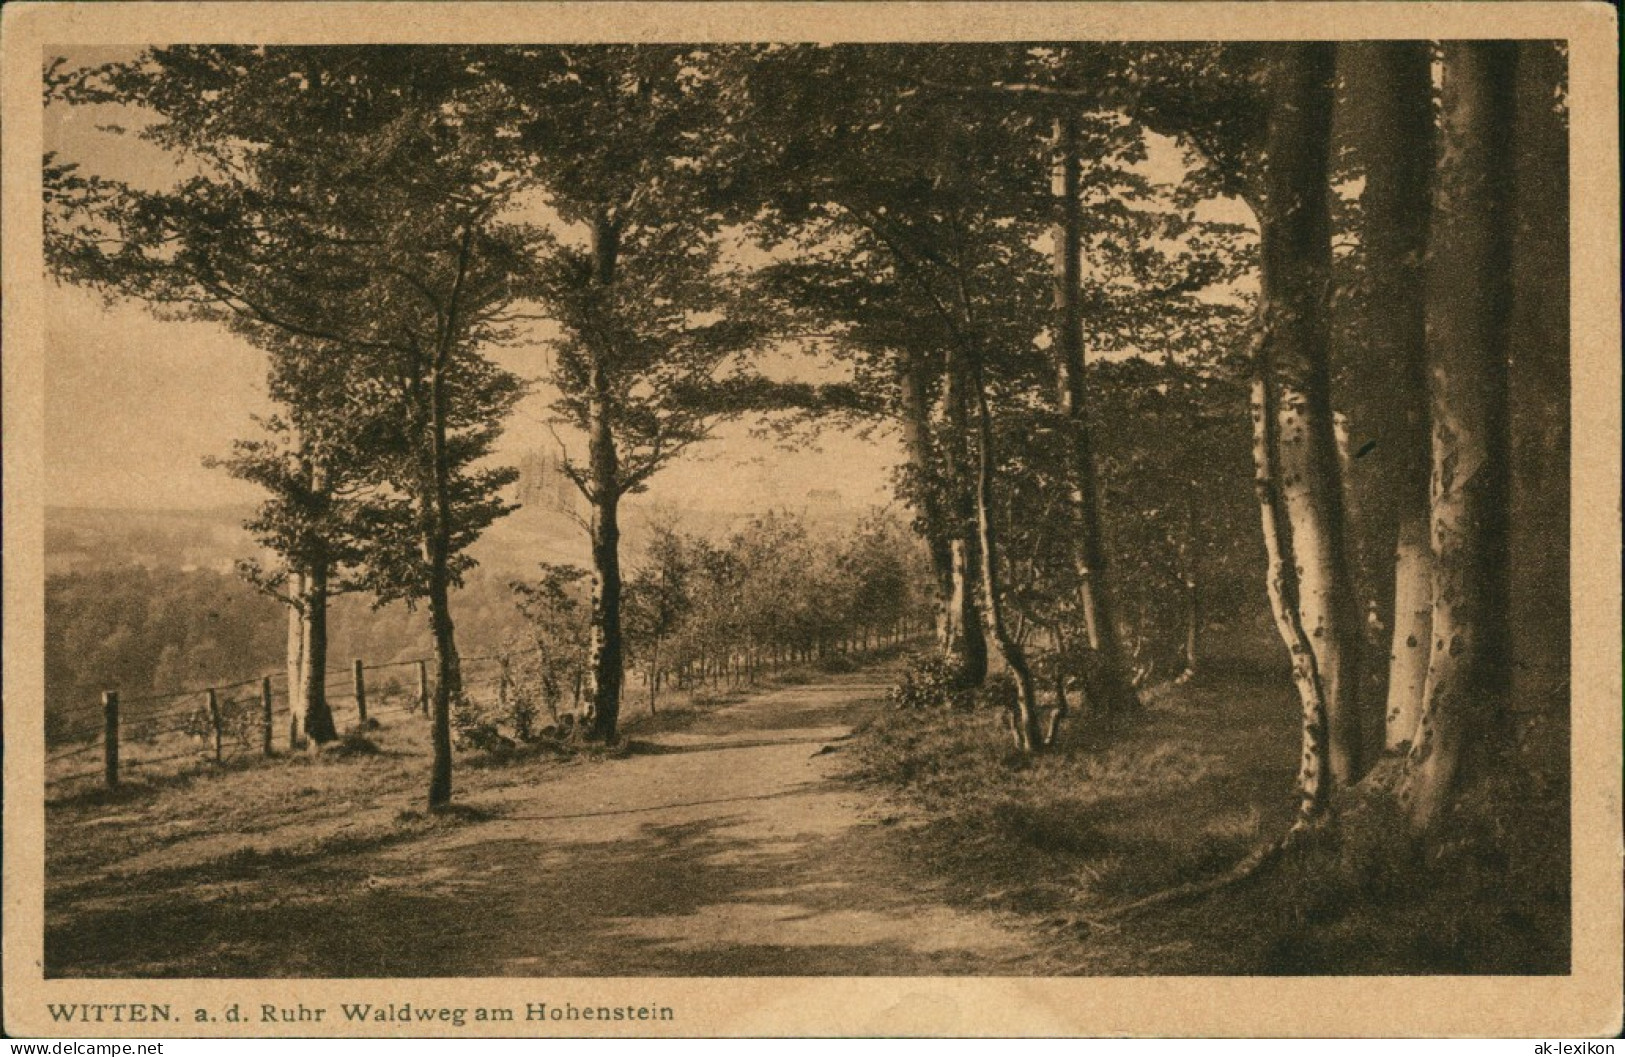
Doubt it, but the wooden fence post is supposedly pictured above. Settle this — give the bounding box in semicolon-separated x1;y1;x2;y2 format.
102;690;119;788
354;659;368;725
260;677;274;756
417;660;429;715
207;688;222;763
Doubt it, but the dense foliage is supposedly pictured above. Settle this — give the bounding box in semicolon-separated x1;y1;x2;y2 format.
43;40;1566;877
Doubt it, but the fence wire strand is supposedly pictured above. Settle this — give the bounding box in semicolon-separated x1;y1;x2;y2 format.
47;649;574;790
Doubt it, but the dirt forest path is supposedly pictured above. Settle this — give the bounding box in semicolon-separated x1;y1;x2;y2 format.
377;667;1049;976
49;663;1058;977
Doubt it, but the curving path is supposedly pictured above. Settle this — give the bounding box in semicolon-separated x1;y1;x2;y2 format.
49;664;1054;977
372;668;1048;976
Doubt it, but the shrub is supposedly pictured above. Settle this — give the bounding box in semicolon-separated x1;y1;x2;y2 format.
889;653;965;709
451;695;514;755
328;729;381;757
817;652;860;674
975;671;1018;713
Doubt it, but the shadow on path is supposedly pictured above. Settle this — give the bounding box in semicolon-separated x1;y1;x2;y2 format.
48;664;1049;977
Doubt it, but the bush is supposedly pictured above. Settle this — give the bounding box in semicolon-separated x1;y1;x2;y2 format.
817;651;860;674
328;729;381;757
975;671;1018;713
889;653;972;709
451;695;514;755
503;680;543;743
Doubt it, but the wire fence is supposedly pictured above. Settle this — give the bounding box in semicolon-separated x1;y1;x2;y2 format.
44;652;515;797
44;622;927;800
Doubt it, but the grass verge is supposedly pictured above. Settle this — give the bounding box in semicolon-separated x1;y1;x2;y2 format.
843;656;1570;974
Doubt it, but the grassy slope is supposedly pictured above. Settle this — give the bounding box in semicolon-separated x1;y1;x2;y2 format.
44;679;757;977
845;649;1570;975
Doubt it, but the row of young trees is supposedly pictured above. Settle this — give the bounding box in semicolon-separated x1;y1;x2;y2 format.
46;42;1566;838
501;511;930;729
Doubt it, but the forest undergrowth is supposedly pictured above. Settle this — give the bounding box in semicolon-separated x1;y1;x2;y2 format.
846;646;1570;975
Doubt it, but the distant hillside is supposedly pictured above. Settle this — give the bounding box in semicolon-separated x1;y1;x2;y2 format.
46;506;264;577
45;490;876;580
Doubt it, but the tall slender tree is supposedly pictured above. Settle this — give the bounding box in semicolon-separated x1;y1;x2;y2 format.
1336;43;1436;755
1506;41;1570;744
1048;110;1140;715
1400;42;1519;831
727;45;1057;697
46;47;533;806
497;46;762;742
1248;44;1358;820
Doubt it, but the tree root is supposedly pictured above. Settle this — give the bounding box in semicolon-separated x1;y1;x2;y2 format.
1098;819;1321;920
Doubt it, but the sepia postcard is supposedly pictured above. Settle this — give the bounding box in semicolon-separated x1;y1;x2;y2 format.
3;1;1620;1039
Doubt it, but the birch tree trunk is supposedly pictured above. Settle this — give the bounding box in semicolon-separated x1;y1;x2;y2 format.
1250;44;1352;818
1051;113;1139;716
1339;42;1436;755
1402;42;1517;831
965;346;1043;751
940;343;989;690
425;523;462;807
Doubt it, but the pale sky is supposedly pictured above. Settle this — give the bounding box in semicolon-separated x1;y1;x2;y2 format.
41;67;904;515
40;50;1246;517
42;278;902;514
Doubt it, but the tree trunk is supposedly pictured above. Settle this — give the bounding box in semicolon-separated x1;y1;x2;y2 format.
1385;516;1433;750
1402;42;1517;831
940;343;988;689
1051;113;1140;717
1339;42;1435;757
965;344;1043;752
1256;44;1364;790
1248;44;1349;822
285;570;307;744
896;353;956;641
423;226;477;810
584;363;625;742
425;536;461;808
1182;572;1201;681
581;210;626;743
425;365;463;809
1044;625;1070;745
647;636;661;714
298;554;338;745
1507;41;1570;757
294;451;338;747
1252;372;1333;824
286;446;338;748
